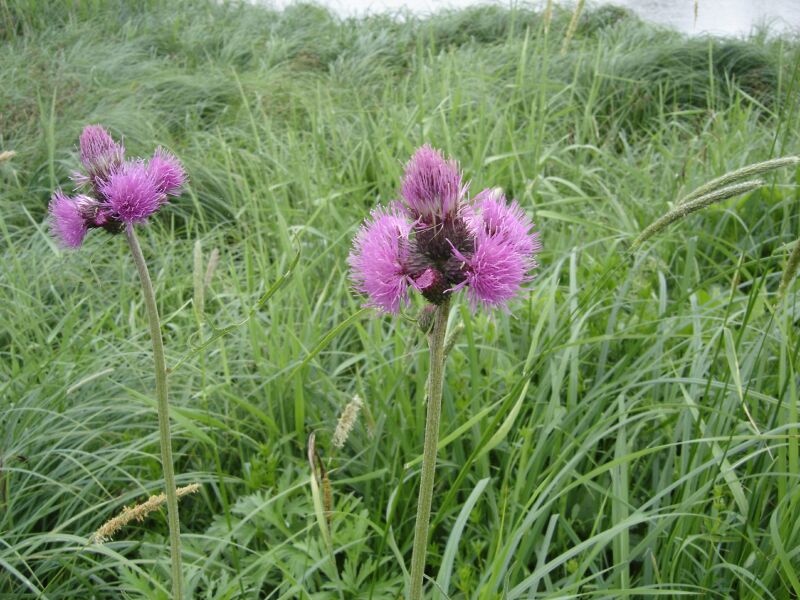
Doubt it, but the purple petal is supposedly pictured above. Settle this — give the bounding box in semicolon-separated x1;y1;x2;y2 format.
99;161;165;223
456;228;535;310
411;268;437;290
49;191;89;248
470;188;541;257
454;188;542;309
148;147;186;196
348;206;414;313
401;145;465;223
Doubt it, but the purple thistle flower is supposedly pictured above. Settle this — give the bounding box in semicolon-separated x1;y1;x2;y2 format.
148;147;186;196
49;191;90;248
470;188;541;257
451;230;530;309
348;207;415;313
50;125;187;248
78;125;124;181
401;145;465;224
350;145;541;312
100;161;166;224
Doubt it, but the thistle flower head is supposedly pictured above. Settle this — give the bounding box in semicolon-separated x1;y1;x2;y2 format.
348;207;414;313
79;125;124;181
401;145;464;224
350;146;541;313
470;188;540;257
148;147;186;196
49;125;186;248
49;191;90;248
451;229;531;309
100;161;165;223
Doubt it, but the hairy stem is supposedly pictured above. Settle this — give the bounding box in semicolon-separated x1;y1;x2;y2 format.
409;297;450;600
125;224;183;599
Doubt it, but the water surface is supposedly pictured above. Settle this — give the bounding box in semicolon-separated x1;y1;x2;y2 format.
273;0;800;35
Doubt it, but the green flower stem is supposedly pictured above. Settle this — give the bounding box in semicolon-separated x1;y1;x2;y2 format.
409;297;450;600
125;224;183;599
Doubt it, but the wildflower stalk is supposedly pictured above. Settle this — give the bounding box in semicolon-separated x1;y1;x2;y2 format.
409;297;450;600
125;224;183;599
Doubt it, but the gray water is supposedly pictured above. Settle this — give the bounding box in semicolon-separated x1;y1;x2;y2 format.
273;0;800;35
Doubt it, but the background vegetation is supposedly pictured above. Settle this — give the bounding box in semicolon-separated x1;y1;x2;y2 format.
1;0;799;597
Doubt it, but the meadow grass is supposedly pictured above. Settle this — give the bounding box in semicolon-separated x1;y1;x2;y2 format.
1;0;800;597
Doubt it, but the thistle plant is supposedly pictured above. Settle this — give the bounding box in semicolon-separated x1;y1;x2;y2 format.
49;125;187;598
348;145;541;599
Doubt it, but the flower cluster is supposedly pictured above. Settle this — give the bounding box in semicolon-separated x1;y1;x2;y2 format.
349;145;541;312
49;125;186;248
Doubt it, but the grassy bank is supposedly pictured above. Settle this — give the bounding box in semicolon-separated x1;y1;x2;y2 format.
1;0;800;597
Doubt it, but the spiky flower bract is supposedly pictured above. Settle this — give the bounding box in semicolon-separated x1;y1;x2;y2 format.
48;126;186;248
349;145;540;312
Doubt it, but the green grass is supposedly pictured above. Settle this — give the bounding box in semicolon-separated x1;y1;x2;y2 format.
1;0;800;597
